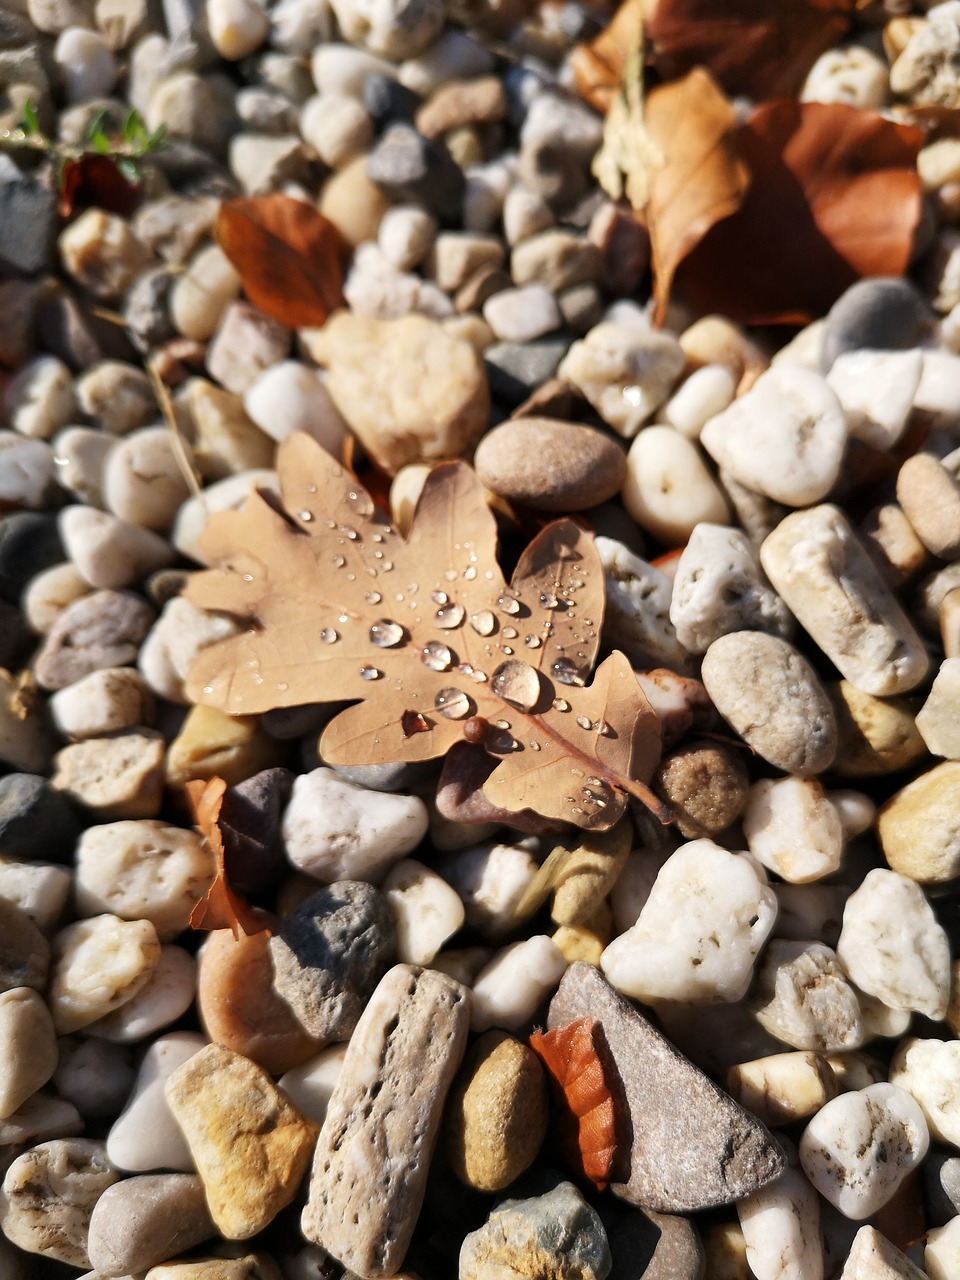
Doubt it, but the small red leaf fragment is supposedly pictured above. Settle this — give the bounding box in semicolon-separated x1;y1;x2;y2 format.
401;710;431;738
529;1017;617;1189
186;776;270;940
58;155;142;219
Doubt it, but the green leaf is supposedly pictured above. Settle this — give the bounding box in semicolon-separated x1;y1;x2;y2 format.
89;131;112;155
84;110;109;144
19;100;40;136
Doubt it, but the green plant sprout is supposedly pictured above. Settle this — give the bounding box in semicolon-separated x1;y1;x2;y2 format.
0;101;166;189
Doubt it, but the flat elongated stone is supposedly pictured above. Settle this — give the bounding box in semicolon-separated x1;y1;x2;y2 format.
548;963;785;1213
302;964;470;1277
760;505;929;696
87;1173;216;1276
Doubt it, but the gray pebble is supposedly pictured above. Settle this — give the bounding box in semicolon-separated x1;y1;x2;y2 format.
366;123;465;222
33;588;155;691
0;174;57;275
0;773;81;863
87;1173;216;1275
0;511;63;604
484;335;570;405
820;276;934;371
0;898;50;993
460;1181;611;1280
701;632;837;775
269;881;397;1041
52;1037;135;1119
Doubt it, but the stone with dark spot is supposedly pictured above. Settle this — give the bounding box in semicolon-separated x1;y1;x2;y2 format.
0;773;82;863
820;277;935;371
219;767;294;893
0;512;63;604
366;123;464;223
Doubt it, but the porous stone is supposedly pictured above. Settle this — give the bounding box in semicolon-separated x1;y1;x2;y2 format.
595;536;688;670
825;680;926;778
622;426;730;546
799;1083;929;1220
459;1181;611;1280
654;742;750;839
750;940;863;1052
877;762;960;882
549;963;785;1212
33;588;155;692
51;729;166;819
557;323;684;437
302;964;470;1277
48;913;161;1033
87;1173;216;1276
701;632;837;775
836;868;950;1019
165;1043;319;1239
474;417;626;511
444;1030;548;1192
802;43;889;107
601;839;777;1005
306;312;489;473
0;987;57;1118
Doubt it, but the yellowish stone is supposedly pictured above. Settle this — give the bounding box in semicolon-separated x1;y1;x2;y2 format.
165;705;279;790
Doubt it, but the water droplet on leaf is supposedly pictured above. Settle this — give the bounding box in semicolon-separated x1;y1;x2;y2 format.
320;628;339;644
369;619;404;648
497;595;520;615
359;666;382;681
469;610;495;636
435;687;472;719
576;714;592;730
421;640;452;671
435;602;465;629
552;657;585;686
491;659;541;710
364;590;382;605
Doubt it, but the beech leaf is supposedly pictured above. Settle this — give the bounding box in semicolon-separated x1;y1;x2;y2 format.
215;194;350;329
184;433;664;832
186;776;269;939
529;1017;618;1190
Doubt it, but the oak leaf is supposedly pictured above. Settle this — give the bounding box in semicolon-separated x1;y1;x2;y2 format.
184;433;665;832
529;1017;618;1189
215;194;351;329
186;776;269;940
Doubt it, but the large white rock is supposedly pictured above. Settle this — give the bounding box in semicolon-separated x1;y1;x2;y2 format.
600;839;778;1004
470;935;566;1033
889;1037;960;1148
826;348;922;449
557;323;685;437
381;858;465;965
738;1138;824;1280
107;1032;206;1172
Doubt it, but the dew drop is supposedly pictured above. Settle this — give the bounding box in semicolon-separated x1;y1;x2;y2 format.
444;568;457;582
346;573;356;582
435;602;465;629
381;561;394;571
502;627;518;639
463;565;477;580
491;659;541;710
597;720;613;736
276;681;289;691
501;646;513;655
553;697;570;712
242;573;253;582
497;595;520;615
300;510;315;523
331;554;345;568
340;525;358;540
530;742;541;751
434;687;472;719
369;619;404;648
359;666;382;681
459;663;488;683
469;609;496;636
495;719;511;730
431;590;449;605
576;714;592;730
487;728;519;753
338;614;348;623
364;591;382;605
421;640;452;671
371;532;384;543
539;591;558;609
524;635;542;648
320;627;339;644
202;685;213;695
552;657;585;687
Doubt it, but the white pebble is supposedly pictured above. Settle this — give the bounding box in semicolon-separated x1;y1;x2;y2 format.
738;1138;824;1280
600;839;778;1004
102;426;193;533
595;535;688;670
502;186;553;247
21;561;89;635
49;667;155;740
243;360;349;455
53;27;118;101
169;244;242;342
311;44;397;97
0;431;54;508
801;45;890;109
622;426;730;547
836;868;950;1020
727;1052;838;1126
889;1038;960;1148
927;1216;960;1280
299;92;373;168
282;767;429;883
558;323;685;437
381;858;465;965
751;940;863;1052
470;935;566;1033
171;468;278;563
398;29;493;96
58;505;174;590
107;1032;206;1172
279;1044;347;1126
661;363;736;439
799;1082;928;1220
3;355;76;440
48;914;161;1034
436;840;539;938
826;349;922;450
377;205;438;272
462;159;512;233
206;0;269;59
138;595;242;705
51;426;115;507
743;777;845;884
0;857;72;935
701;366;847;506
86;945;197;1043
482;284;560;344
914;350;960;431
916;657;960;758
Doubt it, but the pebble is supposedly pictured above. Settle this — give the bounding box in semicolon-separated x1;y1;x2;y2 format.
916;659;960;758
165;1042;319;1239
510;229;602;293
342;241;455;320
751;940;863;1052
842;1225;928;1279
737;1138;824;1280
197;928;320;1075
701;631;837;774
307;311;488;472
481;283;559;343
59;505;174;590
0;898;49;992
332;0;443;59
459;1181;611;1280
52;1037;134;1119
878;761;960;885
59;209;155;302
436;838;539;937
377;204;437;271
103;426;194;531
0;1138;119;1268
318;153;394;242
819;276;935;370
654;741;750;839
836;868;950;1019
601;839;777;1004
87;1173;216;1276
444;1029;548;1191
897;452;960;560
890;1038;960;1148
381;858;465;964
557;322;683;437
700;366;847;506
33;588;155;692
75;360;154;436
826;680;926;778
0;1092;83;1147
206;0;269;59
474;417;625;511
550;963;785;1211
0;856;72;934
621;426;730;546
165;704;280;792
48;666;155;740
742;777;855;884
182;378;274;480
799;1083;929;1220
0;432;55;508
366;123;465;223
801;43;890;108
484;334;570;403
242;361;349;457
278;1044;347;1126
206;302;292;397
51;728;166;818
0;513;60;606
399;28;494;96
170;245;242;342
312;44;397;97
282;767;429;883
669;523;792;654
0;988;57;1118
0;772;80;863
727;1051;838;1127
301;964;470;1276
85;945;195;1042
48;913;161;1034
107;1032;207;1172
860;502;929;590
825;349;922;449
914;349;960;428
890;5;960;107
51;426;115;508
3;354;76;439
53;27;117;99
300;92;374;168
138;595;242;705
927;1216;960;1280
427;230;504;292
595;536;689;670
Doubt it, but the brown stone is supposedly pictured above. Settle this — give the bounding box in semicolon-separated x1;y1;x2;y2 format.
416;76;507;138
825;680;927;778
655;742;750;839
474;417;627;512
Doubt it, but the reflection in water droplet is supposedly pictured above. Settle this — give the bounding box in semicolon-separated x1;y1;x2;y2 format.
242;573;253;582
524;635;542;648
369;619;404;648
346;573;356;581
459;664;487;683
432;590;448;605
497;595;520;615
469;610;495;636
487;729;519;753
338;614;348;623
553;697;570;712
501;646;513;655
530;742;541;751
539;591;558;608
202;685;214;695
435;603;465;629
331;554;345;568
495;719;511;730
299;510;313;522
364;591;382;605
491;659;541;710
576;714;592;729
320;628;339;644
340;526;358;540
463;566;477;580
421;640;452;671
552;657;585;687
435;687;472;719
502;627;518;639
359;666;382;680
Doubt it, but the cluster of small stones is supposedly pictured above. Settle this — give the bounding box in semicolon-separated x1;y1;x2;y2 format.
5;0;960;1277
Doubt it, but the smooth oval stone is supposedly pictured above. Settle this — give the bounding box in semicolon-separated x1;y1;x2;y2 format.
877;762;960;883
622;425;730;546
701;632;837;775
820;276;934;370
87;1173;216;1275
107;1032;207;1173
0;987;57;1118
474;417;626;512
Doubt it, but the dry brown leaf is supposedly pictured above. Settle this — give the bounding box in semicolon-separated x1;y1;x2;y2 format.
185;433;665;831
215;194;351;329
186;776;269;939
676;100;924;324
572;0;652;113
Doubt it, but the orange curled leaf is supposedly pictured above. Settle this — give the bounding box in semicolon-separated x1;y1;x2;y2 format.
186;776;269;940
530;1017;617;1189
215;194;351;329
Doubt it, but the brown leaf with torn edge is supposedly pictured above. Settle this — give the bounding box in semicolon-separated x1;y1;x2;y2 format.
185;433;665;832
215;194;351;329
186;776;269;939
530;1017;618;1189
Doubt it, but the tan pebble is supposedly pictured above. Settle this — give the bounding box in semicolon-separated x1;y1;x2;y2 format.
916;658;960;758
825;680;926;778
144;1254;282;1280
703;1222;751;1280
551;912;610;966
877;761;960;883
49;914;161;1033
318;153;392;246
474;417;626;513
727;1052;837;1127
859;503;929;590
58;209;155;301
416;76;506;138
839;1224;928;1279
170;245;242;342
679;314;769;392
549;823;631;927
181;378;275;481
897;453;960;560
0;988;58;1118
197;928;320;1075
164;1042;319;1240
445;1030;548;1192
941;587;960;658
439;311;495;352
823;1052;885;1094
655;742;749;839
165;705;280;790
51;729;166;819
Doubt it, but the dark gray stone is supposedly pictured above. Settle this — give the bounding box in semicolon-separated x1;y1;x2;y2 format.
37;288;137;371
0;774;82;864
548;964;785;1213
219;766;294;893
269;881;397;1041
366;123;464;223
0;598;32;668
484;335;572;406
363;73;421;128
0;513;63;604
0;175;57;274
460;1182;611;1280
332;758;437;794
820;277;935;371
518;136;590;209
33;590;156;692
